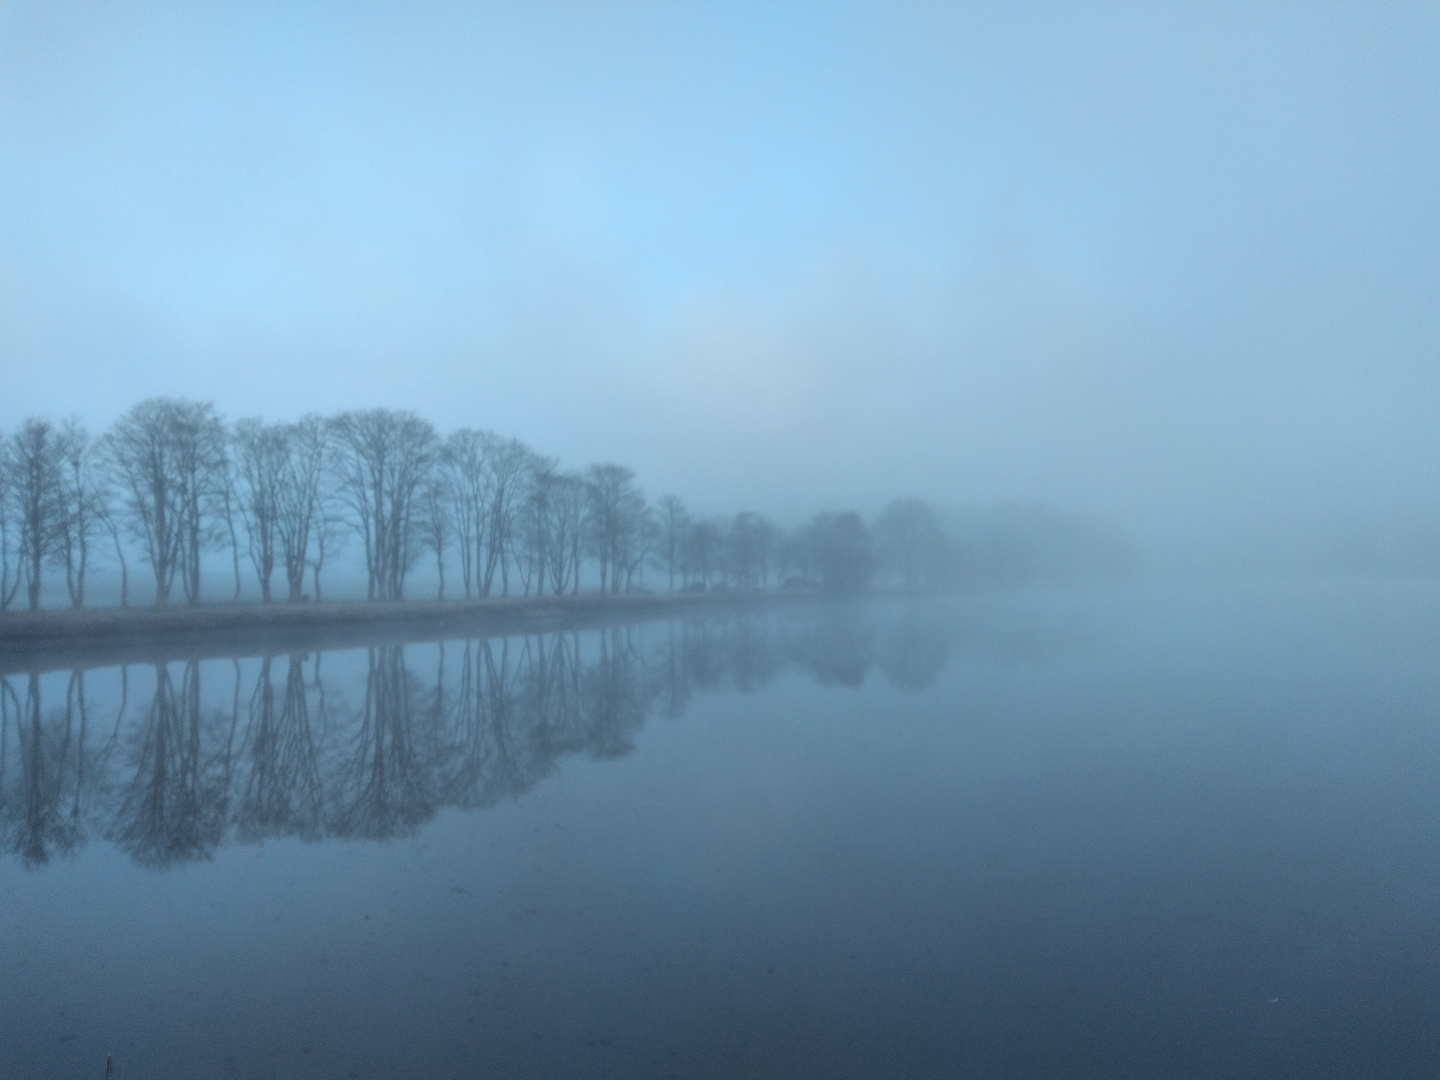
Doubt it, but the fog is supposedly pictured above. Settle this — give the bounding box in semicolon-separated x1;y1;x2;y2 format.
2;3;1436;573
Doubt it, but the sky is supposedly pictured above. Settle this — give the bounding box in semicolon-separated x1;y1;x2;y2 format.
1;2;1437;566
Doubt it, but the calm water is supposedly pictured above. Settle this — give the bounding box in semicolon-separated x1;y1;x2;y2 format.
2;581;1438;1079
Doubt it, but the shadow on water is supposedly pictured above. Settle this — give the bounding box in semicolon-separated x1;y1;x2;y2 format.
0;598;1086;869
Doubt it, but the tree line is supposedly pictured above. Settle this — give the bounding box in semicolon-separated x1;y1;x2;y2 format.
0;398;950;610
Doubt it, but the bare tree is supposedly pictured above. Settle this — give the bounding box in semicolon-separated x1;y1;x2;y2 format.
656;495;688;592
102;398;226;607
485;438;531;597
9;418;66;610
728;511;779;590
682;517;723;590
97;501;129;608
329;409;437;601
276;415;329;602
874;497;947;589
233;419;287;602
0;432;24;610
54;420;105;608
308;494;347;603
420;473;451;600
551;471;588;595
441;428;493;600
586;464;648;593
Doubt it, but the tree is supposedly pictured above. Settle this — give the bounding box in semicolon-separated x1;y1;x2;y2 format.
102;398;226;607
9;418;66;610
682;517;723;589
329;409;437;601
54;419;105;609
585;464;648;593
440;428;494;600
233;419;287;603
0;431;24;610
799;511;874;594
420;472;451;600
728;511;779;590
874;497;947;588
481;438;531;597
269;414;329;602
656;495;688;592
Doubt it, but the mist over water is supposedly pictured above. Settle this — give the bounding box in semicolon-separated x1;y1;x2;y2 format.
2;6;1438;1078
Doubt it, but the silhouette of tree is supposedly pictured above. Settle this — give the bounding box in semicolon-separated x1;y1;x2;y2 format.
329;409;437;601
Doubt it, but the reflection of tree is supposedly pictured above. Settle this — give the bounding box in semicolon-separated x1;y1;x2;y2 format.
877;613;949;692
111;662;228;868
329;646;433;841
236;655;323;842
8;603;956;868
0;671;93;866
583;627;648;759
791;613;874;687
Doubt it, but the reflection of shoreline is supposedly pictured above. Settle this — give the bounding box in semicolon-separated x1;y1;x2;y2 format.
0;609;963;870
0;589;857;677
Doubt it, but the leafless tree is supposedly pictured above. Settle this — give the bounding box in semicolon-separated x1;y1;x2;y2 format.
96;501;129;608
0;432;24;610
54;420;105;608
102;398;227;607
473;436;531;597
308;494;348;603
217;452;243;602
329;409;437;601
9;418;66;610
441;428;493;600
550;471;588;595
586;463;649;593
726;511;780;590
656;495;688;592
420;473;451;600
233;419;287;602
682;517;723;589
276;415;329;602
874;497;947;589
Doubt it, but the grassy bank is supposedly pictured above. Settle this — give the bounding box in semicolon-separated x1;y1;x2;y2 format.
0;590;813;675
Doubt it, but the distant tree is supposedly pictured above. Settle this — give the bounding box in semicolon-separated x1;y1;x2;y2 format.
682;518;723;589
586;464;648;593
656;495;688;592
329;409;437;601
9;418;67;610
481;437;531;597
233;419;287;603
873;497;947;589
0;431;25;610
102;398;226;607
800;511;874;594
54;419;105;608
420;472;451;600
96;499;129;608
275;415;329;602
728;511;780;590
441;428;493;600
551;472;588;595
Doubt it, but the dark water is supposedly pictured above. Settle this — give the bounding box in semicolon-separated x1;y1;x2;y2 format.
2;581;1438;1079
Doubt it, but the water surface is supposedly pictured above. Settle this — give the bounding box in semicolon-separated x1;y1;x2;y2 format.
2;581;1438;1078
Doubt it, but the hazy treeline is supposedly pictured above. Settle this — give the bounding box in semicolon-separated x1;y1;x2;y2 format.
0;610;955;868
0;398;966;611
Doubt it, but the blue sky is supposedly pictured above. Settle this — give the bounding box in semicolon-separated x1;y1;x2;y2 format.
2;2;1436;561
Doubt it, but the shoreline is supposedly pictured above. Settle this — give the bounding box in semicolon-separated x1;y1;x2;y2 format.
0;590;828;675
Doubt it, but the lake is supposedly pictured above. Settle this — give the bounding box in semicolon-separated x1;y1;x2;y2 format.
2;580;1438;1078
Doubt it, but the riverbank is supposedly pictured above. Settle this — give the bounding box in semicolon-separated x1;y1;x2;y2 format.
0;590;821;675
